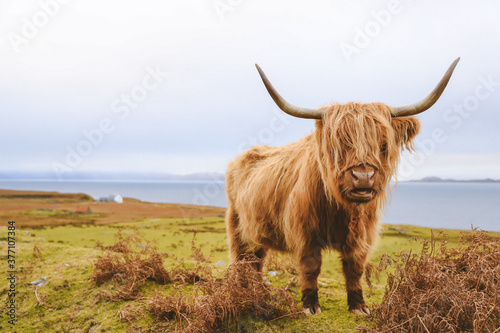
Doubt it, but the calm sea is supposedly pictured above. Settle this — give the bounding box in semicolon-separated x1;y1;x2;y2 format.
0;180;498;232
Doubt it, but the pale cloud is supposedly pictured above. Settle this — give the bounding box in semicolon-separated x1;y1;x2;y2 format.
0;0;499;179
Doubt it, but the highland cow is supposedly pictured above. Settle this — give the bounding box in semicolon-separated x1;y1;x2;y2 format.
225;58;460;315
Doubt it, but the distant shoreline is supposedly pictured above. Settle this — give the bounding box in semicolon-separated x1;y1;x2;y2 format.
405;176;500;183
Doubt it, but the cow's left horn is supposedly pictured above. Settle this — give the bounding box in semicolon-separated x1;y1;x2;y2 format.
390;57;460;117
255;64;324;119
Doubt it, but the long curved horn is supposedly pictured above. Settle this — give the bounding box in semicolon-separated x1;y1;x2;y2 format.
255;64;323;119
390;58;460;117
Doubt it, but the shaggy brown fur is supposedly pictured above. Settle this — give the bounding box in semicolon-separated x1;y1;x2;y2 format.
225;102;420;314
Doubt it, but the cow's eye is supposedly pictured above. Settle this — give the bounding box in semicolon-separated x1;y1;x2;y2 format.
381;142;388;155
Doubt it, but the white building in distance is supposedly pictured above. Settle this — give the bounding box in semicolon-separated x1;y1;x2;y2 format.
99;194;123;203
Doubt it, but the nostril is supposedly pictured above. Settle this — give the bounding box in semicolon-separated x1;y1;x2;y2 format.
352;170;374;180
352;169;376;185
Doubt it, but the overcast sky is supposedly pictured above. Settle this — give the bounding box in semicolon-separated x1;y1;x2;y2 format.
0;0;499;180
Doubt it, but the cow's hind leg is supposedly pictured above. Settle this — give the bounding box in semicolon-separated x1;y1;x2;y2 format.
341;255;370;316
298;247;322;314
226;205;267;273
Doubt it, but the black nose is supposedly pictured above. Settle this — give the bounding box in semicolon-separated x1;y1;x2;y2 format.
351;169;375;188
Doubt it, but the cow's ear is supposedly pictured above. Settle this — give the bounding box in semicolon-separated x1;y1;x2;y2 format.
391;117;421;151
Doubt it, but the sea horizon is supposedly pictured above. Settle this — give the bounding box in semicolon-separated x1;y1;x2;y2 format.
1;179;499;232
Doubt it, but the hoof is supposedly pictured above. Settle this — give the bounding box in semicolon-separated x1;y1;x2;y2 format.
350;305;371;316
303;305;322;315
301;288;320;315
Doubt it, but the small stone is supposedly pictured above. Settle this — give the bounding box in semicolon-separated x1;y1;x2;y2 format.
268;270;278;277
30;277;48;288
263;277;271;285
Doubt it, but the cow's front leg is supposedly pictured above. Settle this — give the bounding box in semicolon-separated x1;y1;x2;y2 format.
298;247;322;314
341;255;370;316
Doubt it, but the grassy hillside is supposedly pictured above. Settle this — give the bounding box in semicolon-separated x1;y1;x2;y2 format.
2;217;496;332
0;189;225;228
0;190;498;332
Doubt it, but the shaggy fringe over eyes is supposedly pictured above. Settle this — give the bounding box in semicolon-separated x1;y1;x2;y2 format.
315;102;420;206
322;102;397;174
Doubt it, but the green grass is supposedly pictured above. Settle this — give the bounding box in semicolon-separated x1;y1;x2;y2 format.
26;209;100;218
26;210;64;216
1;219;494;332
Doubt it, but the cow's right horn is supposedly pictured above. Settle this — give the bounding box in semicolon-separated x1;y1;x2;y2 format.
390;58;460;117
255;64;324;119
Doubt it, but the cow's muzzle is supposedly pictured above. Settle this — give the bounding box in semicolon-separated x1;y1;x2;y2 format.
345;166;377;203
